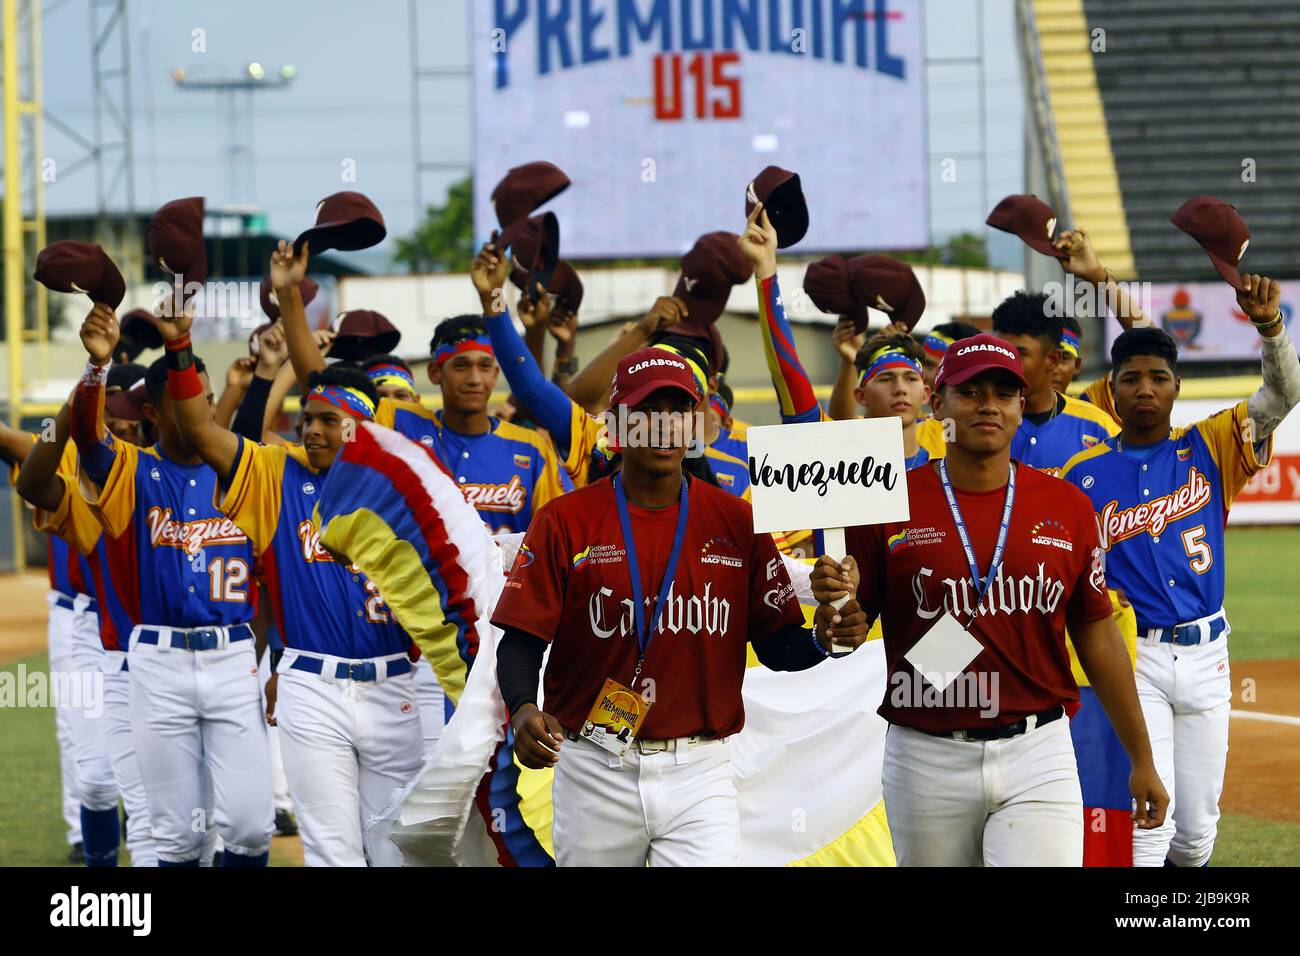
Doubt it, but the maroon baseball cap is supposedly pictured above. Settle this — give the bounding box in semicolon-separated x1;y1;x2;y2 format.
672;232;754;326
610;347;703;409
119;308;164;351
510;258;584;314
295;192;386;254
846;255;926;332
803;255;867;330
260;275;318;320
105;384;146;422
934;333;1028;391
329;309;401;362
986;194;1066;260
492;161;571;228
33;241;126;308
745;165;809;249
1171;196;1250;291
147;196;207;286
498;212;560;301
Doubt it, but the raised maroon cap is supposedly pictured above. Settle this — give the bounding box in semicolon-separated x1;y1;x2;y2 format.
511;258;584;315
803;255;867;330
147;197;207;287
259;275;318;320
846;255;926;332
329;309;400;362
33;241;126;308
610;346;703;410
986;194;1066;260
498;212;560;301
934;333;1028;391
745;165;809;249
1171;195;1250;291
492;161;571;228
671;232;754;326
105;386;145;423
670;321;725;376
119;308;164;351
294;191;386;254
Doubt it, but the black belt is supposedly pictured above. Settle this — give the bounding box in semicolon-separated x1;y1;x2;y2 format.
922;705;1065;742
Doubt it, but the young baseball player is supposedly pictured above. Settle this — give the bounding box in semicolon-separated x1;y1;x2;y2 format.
14;400;159;867
492;346;870;866
68;304;274;867
361;354;419;404
156;282;425;867
1053;316;1084;394
1060;277;1300;867
272;242;569;536
989;290;1119;474
813;334;1168;866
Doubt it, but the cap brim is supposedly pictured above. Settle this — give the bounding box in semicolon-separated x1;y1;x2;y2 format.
615;379;702;410
294;217;386;254
939;362;1028;391
105;391;144;421
1020;233;1068;260
329;331;402;362
1206;251;1248;291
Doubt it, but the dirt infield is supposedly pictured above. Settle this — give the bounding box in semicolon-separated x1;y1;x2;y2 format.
4;571;1297;840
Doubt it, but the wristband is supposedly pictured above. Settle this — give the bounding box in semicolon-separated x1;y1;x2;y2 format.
164;333;195;372
810;628;831;659
81;359;110;386
167;361;204;401
1252;312;1283;331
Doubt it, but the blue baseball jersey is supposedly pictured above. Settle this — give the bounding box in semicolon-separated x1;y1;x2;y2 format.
82;435;256;629
711;420;749;463
705;445;751;499
1013;393;1120;475
220;438;411;659
376;399;569;534
1060;400;1271;629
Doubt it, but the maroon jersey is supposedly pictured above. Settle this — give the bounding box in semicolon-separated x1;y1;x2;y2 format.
847;462;1113;733
491;475;803;739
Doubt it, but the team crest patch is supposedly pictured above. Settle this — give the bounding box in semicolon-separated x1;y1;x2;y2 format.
420;435;435;447
302;482;315;495
150;467;161;481
1177;446;1192;461
1082;434;1098;448
513;453;531;469
1031;519;1074;552
1082;475;1095;489
717;472;735;487
700;536;743;567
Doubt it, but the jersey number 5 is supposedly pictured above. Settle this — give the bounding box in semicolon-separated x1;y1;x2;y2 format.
207;557;250;603
1181;525;1213;574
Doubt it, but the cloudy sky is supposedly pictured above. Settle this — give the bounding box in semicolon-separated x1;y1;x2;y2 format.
40;0;1026;271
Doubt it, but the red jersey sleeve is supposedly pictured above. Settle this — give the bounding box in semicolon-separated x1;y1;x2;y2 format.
1065;488;1115;628
490;502;570;643
845;522;887;624
746;525;803;640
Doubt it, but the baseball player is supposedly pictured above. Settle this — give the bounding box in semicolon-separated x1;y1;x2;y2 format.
0;425;86;861
1060;278;1300;867
69;304;273;867
813;334;1167;866
1053;316;1084;394
989;291;1119;474
157;285;424;867
492;346;870;866
9;378;160;868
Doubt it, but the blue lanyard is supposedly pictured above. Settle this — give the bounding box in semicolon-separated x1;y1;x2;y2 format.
614;474;690;660
937;460;1016;612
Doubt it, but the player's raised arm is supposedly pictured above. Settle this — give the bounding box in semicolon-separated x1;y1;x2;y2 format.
270;239;325;395
827;319;865;421
154;290;241;479
69;304;120;488
1055;228;1147;330
15;405;72;513
742;204;822;424
0;420;34;467
231;322;292;442
1238;273;1300;440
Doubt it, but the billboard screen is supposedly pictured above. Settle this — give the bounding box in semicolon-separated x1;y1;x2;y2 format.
471;0;928;259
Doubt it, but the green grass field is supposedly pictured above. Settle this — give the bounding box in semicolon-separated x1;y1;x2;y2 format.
2;528;1296;867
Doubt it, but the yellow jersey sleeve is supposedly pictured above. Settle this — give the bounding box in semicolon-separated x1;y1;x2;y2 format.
530;434;569;512
217;439;292;554
1080;376;1121;428
916;416;947;460
560;402;607;489
1192;398;1273;507
80;433;138;538
35;475;104;556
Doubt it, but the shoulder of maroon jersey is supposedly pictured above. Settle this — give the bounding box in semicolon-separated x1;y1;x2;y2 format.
545;474;612;516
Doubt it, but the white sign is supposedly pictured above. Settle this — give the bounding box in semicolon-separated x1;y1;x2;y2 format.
470;0;928;259
746;417;910;534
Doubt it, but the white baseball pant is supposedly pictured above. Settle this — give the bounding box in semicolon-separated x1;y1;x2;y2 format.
413;656;447;756
882;717;1084;866
127;626;274;864
273;650;425;867
551;734;740;867
1132;631;1231;868
47;592;83;848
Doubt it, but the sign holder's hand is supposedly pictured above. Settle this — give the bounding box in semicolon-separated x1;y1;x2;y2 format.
815;533;858;653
